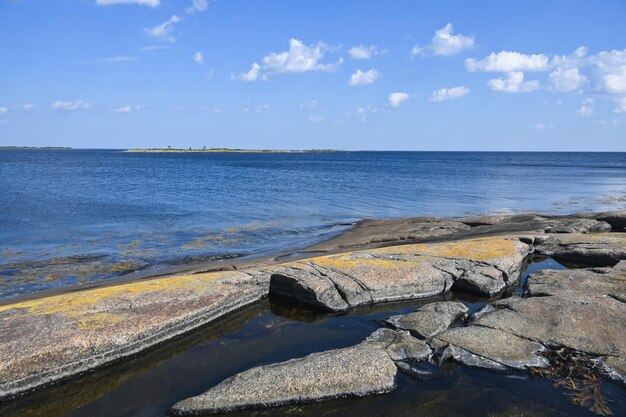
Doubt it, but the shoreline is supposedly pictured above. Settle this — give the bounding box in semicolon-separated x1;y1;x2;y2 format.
0;210;624;405
123;148;340;154
1;210;621;307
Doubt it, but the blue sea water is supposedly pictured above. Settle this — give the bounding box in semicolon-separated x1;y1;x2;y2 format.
1;149;625;299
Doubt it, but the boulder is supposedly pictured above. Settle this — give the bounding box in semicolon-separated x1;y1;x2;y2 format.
385;301;469;339
595;210;626;232
270;238;531;311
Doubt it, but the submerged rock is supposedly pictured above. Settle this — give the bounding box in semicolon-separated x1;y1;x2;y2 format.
270;238;531;311
385;301;469;339
172;329;430;415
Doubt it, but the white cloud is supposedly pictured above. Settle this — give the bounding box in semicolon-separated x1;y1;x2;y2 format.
234;62;261;82
206;69;215;79
577;98;594;116
356;105;379;122
185;0;209;13
308;115;324;123
466;51;549;72
549;67;587;92
145;15;181;42
348;45;381;60
532;123;555;130
255;103;270;113
349;69;380;86
388;92;409;108
602;64;626;94
487;72;541;93
141;45;170;52
96;0;159;7
430;86;470;102
613;97;626;114
234;39;342;81
13;104;36;112
0;107;7;114
105;56;138;63
193;51;203;64
51;100;90;111
412;23;474;57
113;105;140;113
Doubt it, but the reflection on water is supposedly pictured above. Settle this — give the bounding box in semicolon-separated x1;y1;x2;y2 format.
1;150;626;298
0;259;623;417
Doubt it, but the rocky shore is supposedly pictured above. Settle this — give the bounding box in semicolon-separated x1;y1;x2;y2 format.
0;211;625;413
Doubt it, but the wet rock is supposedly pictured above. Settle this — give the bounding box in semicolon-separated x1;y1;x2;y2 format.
535;233;626;266
602;356;626;385
172;329;429;415
270;238;531;311
433;326;549;371
385;301;469;339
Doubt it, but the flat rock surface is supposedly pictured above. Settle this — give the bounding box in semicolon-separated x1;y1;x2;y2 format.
0;270;270;400
271;237;531;311
535;233;626;265
386;301;469;339
433;326;549;370
172;330;425;415
467;263;626;382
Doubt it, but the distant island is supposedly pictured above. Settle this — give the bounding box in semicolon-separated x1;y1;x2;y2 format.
124;147;340;154
0;146;73;150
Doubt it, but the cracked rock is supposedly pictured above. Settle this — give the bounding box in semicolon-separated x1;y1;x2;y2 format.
433;326;549;370
386;301;469;339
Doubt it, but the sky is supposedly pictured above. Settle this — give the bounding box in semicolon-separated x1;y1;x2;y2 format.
1;0;625;151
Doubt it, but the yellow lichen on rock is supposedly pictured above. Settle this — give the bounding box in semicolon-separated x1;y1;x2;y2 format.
376;238;521;261
312;253;420;271
0;271;230;320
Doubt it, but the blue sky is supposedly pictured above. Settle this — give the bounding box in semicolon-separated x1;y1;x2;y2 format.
1;0;625;150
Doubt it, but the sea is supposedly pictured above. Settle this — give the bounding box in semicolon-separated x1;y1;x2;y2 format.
1;149;625;300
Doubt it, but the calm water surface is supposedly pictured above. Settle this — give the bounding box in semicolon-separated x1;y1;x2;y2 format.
1;150;625;299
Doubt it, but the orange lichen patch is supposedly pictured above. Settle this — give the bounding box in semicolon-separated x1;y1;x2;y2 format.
376;238;521;261
0;271;233;319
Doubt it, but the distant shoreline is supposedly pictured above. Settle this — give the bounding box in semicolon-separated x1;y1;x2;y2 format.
0;146;73;150
123;148;340;154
